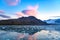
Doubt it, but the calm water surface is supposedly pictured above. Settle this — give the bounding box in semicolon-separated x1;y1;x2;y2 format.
0;25;60;40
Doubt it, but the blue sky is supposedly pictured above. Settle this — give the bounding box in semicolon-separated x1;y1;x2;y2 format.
0;0;60;20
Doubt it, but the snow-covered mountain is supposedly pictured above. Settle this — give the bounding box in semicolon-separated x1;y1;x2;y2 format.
44;19;60;24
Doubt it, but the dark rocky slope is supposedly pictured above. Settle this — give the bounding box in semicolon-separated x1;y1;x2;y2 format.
0;16;48;25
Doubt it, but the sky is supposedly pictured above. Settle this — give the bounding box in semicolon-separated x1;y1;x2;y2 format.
0;0;60;20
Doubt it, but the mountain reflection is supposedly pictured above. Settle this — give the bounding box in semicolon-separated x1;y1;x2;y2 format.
0;25;60;40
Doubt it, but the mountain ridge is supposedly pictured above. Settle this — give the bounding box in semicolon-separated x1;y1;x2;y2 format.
0;16;48;25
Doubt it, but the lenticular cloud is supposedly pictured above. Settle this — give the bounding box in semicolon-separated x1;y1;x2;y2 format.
24;5;39;17
16;5;39;17
27;5;39;10
16;12;25;17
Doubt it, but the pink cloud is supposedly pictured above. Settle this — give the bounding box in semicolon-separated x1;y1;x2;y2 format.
16;12;25;17
0;10;4;13
5;0;20;6
25;5;39;17
25;10;38;17
27;5;39;10
16;5;39;17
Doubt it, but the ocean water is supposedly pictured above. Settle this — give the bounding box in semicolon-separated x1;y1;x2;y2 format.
0;25;60;40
